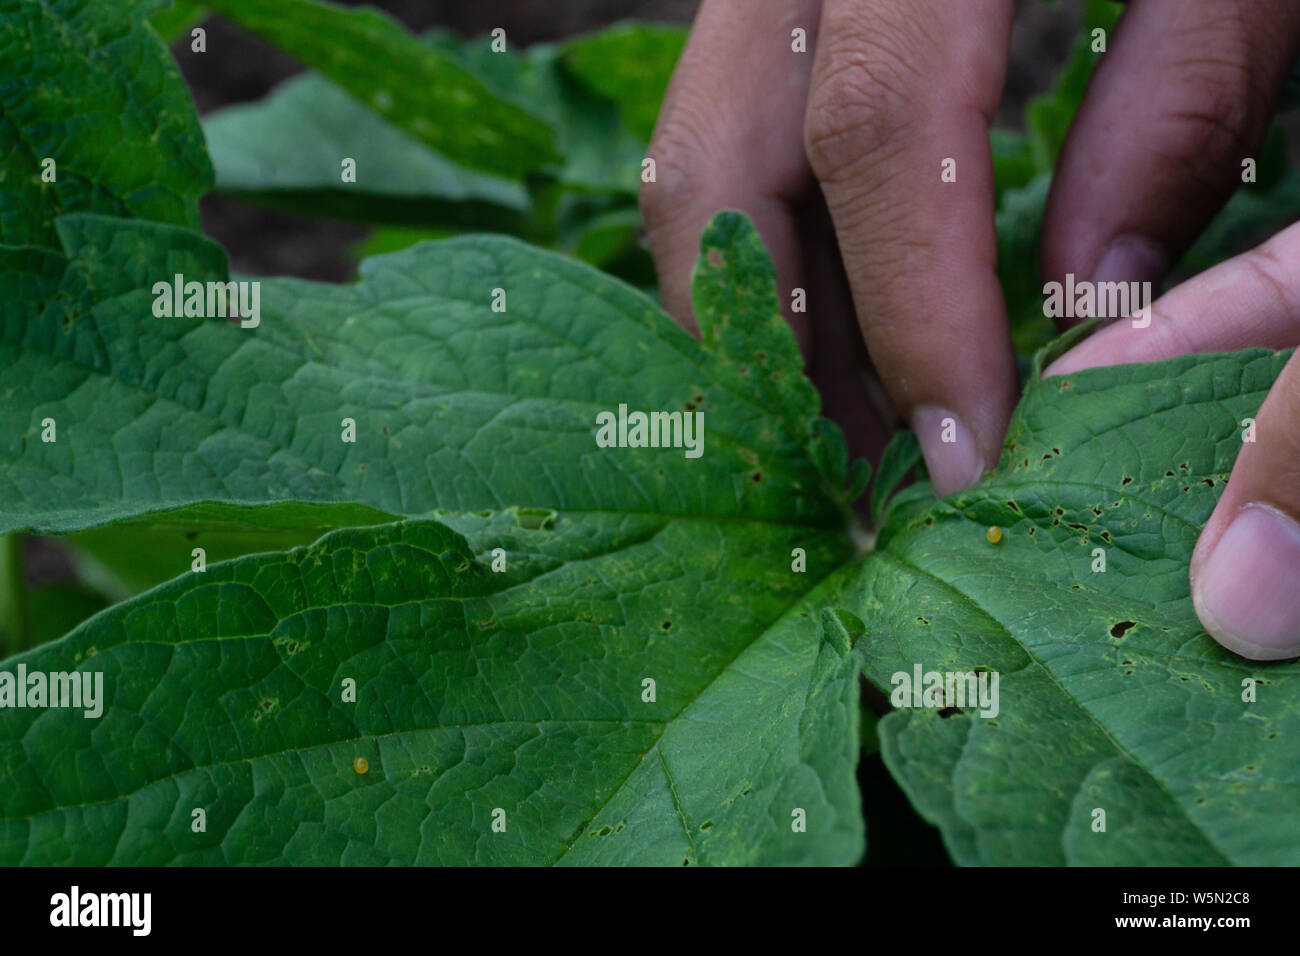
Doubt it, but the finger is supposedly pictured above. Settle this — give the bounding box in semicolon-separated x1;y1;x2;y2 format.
799;191;900;467
640;0;822;350
803;0;1017;496
1038;222;1300;660
1042;0;1300;307
1192;349;1300;660
1043;218;1300;377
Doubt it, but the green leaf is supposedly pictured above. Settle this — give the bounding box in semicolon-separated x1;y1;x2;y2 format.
67;501;399;596
0;0;213;247
1178;166;1300;279
202;0;561;179
202;72;533;229
149;1;206;43
0;515;862;865
1282;55;1300;111
1025;0;1121;173
1;212;849;536
20;581;108;649
560;22;687;141
870;430;921;530
0;535;23;656
0;213;867;865
852;346;1297;865
450;36;649;195
201;26;650;229
996;173;1056;355
990;128;1036;201
6;193;1299;865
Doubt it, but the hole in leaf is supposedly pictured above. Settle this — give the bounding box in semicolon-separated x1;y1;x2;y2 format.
938;706;962;719
514;508;557;531
1110;620;1136;638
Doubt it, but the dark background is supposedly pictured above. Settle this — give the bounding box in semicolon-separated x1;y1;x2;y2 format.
176;0;1081;282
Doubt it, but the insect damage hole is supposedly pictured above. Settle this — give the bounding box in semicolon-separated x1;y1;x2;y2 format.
1109;620;1136;638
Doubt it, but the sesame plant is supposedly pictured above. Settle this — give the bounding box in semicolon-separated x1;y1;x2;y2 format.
1;0;1298;866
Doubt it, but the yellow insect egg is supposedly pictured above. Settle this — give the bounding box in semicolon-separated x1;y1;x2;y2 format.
986;526;1003;544
353;757;369;775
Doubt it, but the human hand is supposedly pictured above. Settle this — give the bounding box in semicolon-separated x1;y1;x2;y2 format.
645;0;1300;660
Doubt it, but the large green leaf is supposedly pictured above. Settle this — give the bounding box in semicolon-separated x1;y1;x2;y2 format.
148;1;206;43
560;22;686;142
202;0;560;179
202;28;647;230
0;210;867;865
1;212;848;537
202;72;532;229
0;0;212;247
853;345;1297;865
3;204;1296;865
0;514;862;865
463;40;647;195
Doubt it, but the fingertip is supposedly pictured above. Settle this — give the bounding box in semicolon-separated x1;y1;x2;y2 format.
912;406;992;497
1191;503;1300;661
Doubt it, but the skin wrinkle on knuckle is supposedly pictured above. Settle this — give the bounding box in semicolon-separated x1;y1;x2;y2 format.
1146;4;1274;166
815;135;913;237
803;33;926;183
639;118;715;241
1139;95;1257;199
842;234;944;343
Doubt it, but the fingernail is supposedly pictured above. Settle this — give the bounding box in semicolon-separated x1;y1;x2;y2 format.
1193;504;1300;661
912;406;985;498
1092;235;1168;291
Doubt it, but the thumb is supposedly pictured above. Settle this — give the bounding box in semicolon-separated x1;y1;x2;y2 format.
1192;349;1300;661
